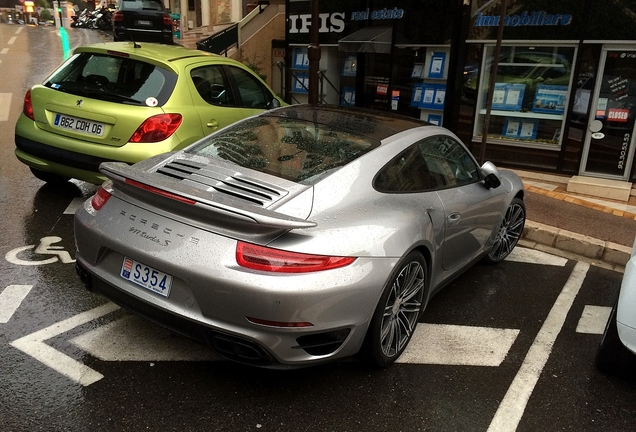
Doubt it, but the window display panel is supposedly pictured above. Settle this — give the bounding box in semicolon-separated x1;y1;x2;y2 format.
471;45;576;148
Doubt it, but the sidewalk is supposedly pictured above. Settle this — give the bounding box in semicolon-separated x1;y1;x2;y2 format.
514;169;636;272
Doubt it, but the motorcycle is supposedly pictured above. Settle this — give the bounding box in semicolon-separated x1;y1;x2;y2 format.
70;7;111;31
70;9;91;28
92;6;112;31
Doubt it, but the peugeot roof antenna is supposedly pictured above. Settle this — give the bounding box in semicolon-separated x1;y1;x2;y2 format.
128;30;141;48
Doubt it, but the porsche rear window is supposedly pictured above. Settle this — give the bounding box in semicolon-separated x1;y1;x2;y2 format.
187;116;380;184
44;52;176;106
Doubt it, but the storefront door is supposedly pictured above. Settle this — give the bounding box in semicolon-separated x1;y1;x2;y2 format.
580;47;636;180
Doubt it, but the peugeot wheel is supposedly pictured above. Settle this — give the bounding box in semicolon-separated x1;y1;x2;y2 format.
364;251;427;367
483;197;526;264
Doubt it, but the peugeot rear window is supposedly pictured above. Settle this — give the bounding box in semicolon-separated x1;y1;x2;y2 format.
186;116;380;184
44;52;177;106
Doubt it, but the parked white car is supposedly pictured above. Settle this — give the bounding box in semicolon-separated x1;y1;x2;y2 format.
596;236;636;373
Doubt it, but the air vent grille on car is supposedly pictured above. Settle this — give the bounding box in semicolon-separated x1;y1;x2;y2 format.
157;159;288;207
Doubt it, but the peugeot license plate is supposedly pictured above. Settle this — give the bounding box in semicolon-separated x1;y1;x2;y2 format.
53;113;104;136
121;257;173;297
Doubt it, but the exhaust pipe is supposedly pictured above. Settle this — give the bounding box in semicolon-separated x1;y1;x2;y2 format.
75;262;94;291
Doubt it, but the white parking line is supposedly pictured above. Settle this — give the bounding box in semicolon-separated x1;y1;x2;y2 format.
398;323;519;366
10;302;119;386
0;285;33;323
576;305;611;334
0;93;13;121
8;36;16;45
0;48;8;54
64;197;86;214
70;315;221;361
506;247;567;266
487;261;590;432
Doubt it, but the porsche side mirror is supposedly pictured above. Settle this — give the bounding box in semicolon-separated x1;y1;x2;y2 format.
480;161;501;189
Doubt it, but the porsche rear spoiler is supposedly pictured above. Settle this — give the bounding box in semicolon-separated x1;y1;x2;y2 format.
100;162;317;230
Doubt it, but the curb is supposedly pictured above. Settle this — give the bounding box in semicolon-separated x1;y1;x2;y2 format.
522;220;632;271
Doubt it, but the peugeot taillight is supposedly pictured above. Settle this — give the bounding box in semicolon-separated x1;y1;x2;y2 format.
129;113;182;143
23;89;34;120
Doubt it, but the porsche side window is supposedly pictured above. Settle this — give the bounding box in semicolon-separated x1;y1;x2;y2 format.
227;66;274;109
418;136;479;187
190;66;235;107
374;145;438;193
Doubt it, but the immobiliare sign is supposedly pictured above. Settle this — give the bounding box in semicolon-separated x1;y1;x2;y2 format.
474;11;573;27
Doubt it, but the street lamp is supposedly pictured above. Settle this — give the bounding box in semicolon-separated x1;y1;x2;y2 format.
56;0;62;27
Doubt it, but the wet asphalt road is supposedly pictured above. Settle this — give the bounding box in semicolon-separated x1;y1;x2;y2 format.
1;24;636;432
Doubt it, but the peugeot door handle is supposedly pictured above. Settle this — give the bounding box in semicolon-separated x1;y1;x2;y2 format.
447;213;461;226
206;120;220;129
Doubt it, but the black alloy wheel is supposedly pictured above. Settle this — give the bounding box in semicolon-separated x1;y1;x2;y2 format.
484;197;526;264
365;251;427;367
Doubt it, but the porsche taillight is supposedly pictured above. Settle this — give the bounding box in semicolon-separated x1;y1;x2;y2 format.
163;14;172;25
23;89;34;120
91;184;113;210
129;113;182;143
113;10;124;22
236;241;356;273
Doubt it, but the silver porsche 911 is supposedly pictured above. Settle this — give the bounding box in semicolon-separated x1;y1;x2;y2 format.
74;105;525;368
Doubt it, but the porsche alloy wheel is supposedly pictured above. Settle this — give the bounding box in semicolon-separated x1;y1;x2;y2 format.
484;198;526;264
366;251;427;367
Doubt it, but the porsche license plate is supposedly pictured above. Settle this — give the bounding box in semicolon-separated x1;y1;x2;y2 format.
136;20;152;26
53;113;104;136
121;257;173;297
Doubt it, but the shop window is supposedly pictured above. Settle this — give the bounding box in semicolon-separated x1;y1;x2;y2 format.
290;47;309;96
409;48;449;125
470;45;576;148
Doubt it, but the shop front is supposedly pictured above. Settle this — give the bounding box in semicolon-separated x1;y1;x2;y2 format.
285;0;636;186
458;0;636;186
285;0;458;124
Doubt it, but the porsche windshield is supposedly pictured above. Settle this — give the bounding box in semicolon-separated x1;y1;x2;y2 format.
187;116;380;184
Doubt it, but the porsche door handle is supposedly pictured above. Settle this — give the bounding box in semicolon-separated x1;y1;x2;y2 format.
447;213;461;227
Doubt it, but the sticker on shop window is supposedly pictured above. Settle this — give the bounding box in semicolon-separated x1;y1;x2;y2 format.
608;108;630;122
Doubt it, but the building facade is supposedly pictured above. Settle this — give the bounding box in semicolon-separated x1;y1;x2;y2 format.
285;0;636;184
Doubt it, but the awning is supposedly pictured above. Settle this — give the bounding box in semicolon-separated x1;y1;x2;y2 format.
338;27;393;54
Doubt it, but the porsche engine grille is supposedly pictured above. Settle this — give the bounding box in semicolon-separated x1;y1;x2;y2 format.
157;159;288;207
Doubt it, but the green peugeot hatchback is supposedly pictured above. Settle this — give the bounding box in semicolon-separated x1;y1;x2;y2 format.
15;42;283;184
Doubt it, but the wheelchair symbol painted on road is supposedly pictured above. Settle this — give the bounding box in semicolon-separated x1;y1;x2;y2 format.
5;236;75;266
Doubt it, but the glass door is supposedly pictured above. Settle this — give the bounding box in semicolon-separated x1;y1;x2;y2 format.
580;47;636;180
